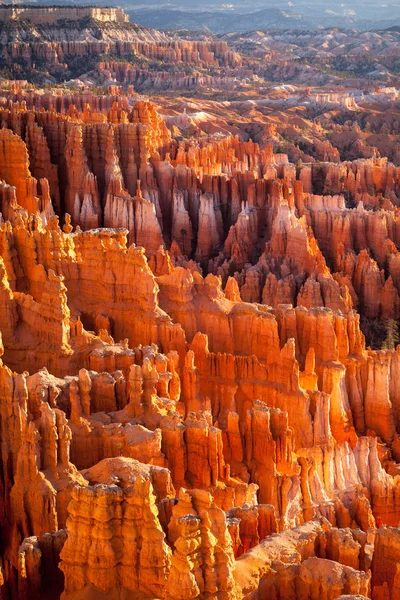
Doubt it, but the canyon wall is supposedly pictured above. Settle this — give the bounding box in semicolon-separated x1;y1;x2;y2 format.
0;6;129;23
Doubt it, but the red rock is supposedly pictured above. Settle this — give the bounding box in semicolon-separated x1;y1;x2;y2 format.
0;88;400;600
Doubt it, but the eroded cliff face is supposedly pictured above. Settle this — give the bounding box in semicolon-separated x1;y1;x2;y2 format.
0;92;399;600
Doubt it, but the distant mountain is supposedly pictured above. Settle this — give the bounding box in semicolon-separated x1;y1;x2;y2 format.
129;7;400;32
129;8;313;33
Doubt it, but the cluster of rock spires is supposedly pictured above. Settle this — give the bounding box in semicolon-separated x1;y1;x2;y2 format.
0;9;241;90
0;89;400;600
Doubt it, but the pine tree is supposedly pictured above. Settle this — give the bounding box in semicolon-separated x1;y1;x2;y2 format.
382;319;400;350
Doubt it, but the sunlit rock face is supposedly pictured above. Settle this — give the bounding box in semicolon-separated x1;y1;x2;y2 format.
0;57;400;600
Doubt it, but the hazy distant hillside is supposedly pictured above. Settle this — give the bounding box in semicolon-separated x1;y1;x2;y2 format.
129;8;312;32
129;6;400;32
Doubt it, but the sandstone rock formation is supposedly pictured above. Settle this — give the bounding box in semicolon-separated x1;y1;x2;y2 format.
0;82;399;600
